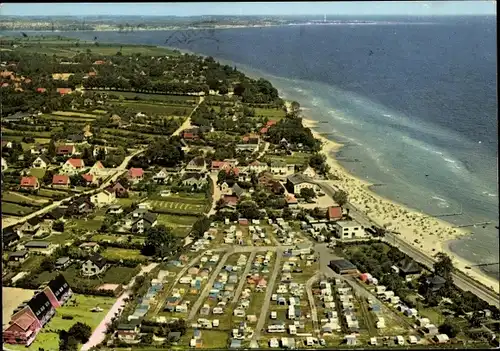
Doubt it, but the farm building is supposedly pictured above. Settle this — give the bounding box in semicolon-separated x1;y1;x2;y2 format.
329;259;358;275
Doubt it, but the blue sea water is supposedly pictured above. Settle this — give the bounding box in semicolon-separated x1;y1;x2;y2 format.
13;16;498;277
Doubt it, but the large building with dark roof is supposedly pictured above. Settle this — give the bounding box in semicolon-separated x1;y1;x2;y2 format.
3;274;73;346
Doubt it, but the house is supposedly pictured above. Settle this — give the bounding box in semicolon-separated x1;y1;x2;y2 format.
281;337;296;349
66;134;85;143
423;324;439;336
222;195;238;207
425;275;447;292
106;182;128;197
153;168;170;184
211;160;229;172
55;257;71;270
326;206;342;221
92;146;108;158
30;155;50;169
88;161;106;176
186;157;206;172
106;205;123;215
249;160;268;173
44;274;72;307
52;73;73;80
56;88;72;95
182;173;208;189
329;259;358;275
81;254;108;276
302;166;316;178
82;173;98;186
270;161;288;176
56;145;75;156
2;140;13;149
24;241;54;255
67;196;94;216
20;176;40;190
232;183;246;198
90;190;116;207
220;182;233;196
21;217;42;234
36;87;47;93
1;157;8;172
52;175;70;188
131;212;158;234
8;250;29;264
30;144;47;156
62;158;85;175
79;242;100;252
285;173;319;193
398;258;422;280
334;220;365;239
128;168;144;182
3;227;21;248
117;321;140;342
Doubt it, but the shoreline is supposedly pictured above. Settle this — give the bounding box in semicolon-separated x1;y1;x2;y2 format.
301;117;500;293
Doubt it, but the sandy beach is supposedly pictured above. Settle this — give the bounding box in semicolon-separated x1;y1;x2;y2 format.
301;117;499;293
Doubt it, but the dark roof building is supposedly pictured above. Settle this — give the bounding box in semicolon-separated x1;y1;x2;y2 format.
24;241;50;249
426;275;447;292
88;254;107;269
27;291;54;324
398;258;422;277
42;207;66;221
3;227;20;248
45;274;72;306
329;259;358;275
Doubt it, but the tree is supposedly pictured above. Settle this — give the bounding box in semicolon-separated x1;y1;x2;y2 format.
141;333;153;344
439;318;461;338
67;322;92;343
52;220;65;232
191;216;211;239
142;225;176;257
299;188;316;201
434;252;454;281
333;190;348;206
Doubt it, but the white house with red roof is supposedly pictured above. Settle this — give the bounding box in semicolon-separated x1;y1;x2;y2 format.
211;160;229;172
81;173;98;186
249;160;268;173
52;175;70;188
61;158;85;175
20;176;39;190
128;168;144;183
88;161;106;176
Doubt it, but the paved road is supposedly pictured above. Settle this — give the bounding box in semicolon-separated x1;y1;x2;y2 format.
171;96;204;137
81;263;158;351
314;181;500;308
188;249;233;320
251;248;283;346
306;272;321;337
232;251;257;304
2;148;145;229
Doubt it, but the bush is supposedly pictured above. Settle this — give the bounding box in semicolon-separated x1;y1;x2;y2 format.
62;315;74;320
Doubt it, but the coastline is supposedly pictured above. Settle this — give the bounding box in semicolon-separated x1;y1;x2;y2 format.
301;117;500;293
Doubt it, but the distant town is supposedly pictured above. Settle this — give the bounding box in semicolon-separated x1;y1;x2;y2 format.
1;36;499;351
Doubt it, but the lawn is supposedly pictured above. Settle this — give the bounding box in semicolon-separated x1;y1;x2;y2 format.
38;188;71;198
157;214;198;226
52;111;99;118
42;114;97;122
253;107;287;121
29;167;46;179
2;191;49;205
101;266;140;285
265;152;311;165
102;247;148;261
20;255;46;274
1;202;37;216
68;217;104;231
46;231;74;245
6;294;116;351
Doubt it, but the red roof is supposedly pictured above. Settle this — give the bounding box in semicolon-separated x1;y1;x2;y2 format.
266;120;277;127
211;161;228;170
250;160;262;166
259;127;269;134
1;82;9;88
66;158;84;168
286;194;298;204
53;175;70;185
82;174;94;183
11;310;37;331
93;161;104;169
222;195;238;206
128;168;144;178
56;88;72;95
94;60;105;65
36;87;47;93
88;71;97;76
0;71;13;78
56;145;74;155
327;206;342;220
20;176;38;187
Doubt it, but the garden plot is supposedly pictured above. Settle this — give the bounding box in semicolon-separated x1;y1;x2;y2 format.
147;198;206;215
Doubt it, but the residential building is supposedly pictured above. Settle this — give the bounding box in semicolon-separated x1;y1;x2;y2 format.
3;227;20;248
56;87;72;95
20;176;40;190
128;168;144;182
8;250;29;264
271;161;288;176
249;160;268;173
66;196;94;216
90;190;116;207
61;158;85;175
82;173;98;186
88;161;105;176
55;257;71;270
56;145;75;156
285;173;319;194
186;156;206;172
397;258;422;281
24;241;55;255
81;254;108;276
153;168;170;184
211;160;229;172
92;146;108;158
326;206;343;221
52;175;70;188
182;173;208;189
79;242;100;252
302;166;316;178
106;182;128;197
32;156;50;169
334;220;365;240
117;321;140;343
21;217;42;234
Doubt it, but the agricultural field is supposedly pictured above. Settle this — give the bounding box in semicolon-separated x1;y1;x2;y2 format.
1;201;39;216
112;101;194;116
37;188;72;198
264;152;312;165
95;90;197;105
2;191;49;205
6;294;116;351
147;196;207;215
91;233;145;245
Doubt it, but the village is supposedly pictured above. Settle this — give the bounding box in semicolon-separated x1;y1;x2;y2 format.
2;38;499;351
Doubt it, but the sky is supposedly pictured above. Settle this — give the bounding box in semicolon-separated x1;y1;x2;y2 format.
0;1;496;17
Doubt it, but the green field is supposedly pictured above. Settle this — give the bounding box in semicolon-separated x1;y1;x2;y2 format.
94;90;197;104
102;247;147;261
113;101;194;116
6;294;116;351
91;234;145;245
42;114;98;122
2;191;49;205
265;152;311;165
148;199;205;215
37;188;71;198
29;168;47;179
157;214;198;226
1;202;37;216
253;107;287;121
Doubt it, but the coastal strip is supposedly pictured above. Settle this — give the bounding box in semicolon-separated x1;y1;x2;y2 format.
300;117;499;294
